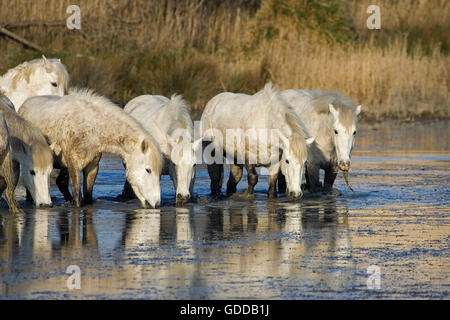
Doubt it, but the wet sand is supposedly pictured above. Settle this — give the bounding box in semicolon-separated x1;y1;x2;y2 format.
0;120;449;299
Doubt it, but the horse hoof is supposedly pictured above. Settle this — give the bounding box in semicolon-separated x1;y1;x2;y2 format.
244;191;255;199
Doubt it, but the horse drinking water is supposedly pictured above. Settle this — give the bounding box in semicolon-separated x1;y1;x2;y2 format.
201;83;314;199
0;94;53;207
122;94;201;206
19;89;162;208
280;89;361;192
0;107;19;213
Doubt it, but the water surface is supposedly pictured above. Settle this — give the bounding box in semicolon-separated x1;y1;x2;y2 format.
0;120;449;299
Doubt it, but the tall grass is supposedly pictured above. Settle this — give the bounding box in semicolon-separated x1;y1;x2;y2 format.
0;0;448;120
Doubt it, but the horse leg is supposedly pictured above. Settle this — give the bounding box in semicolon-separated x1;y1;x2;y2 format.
226;164;243;195
12;160;19;188
324;165;338;190
277;171;287;194
121;180;136;199
0;155;20;213
268;174;279;198
204;140;224;196
207;163;223;196
0;176;5;197
56;168;73;202
245;163;258;196
306;163;321;193
68;166;82;207
117;161;136;199
83;154;101;205
268;163;281;198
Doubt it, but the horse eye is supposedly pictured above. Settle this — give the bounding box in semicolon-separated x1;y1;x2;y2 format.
285;159;289;164
353;131;356;135
30;170;35;176
334;130;338;134
193;163;197;167
146;168;151;174
51;82;58;87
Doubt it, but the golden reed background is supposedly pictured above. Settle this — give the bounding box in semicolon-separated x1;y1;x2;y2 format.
1;0;449;120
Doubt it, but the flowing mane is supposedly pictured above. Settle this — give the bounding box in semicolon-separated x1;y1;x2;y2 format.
165;94;194;137
308;89;357;128
67;88;162;171
0;97;53;170
68;87;151;135
261;82;308;160
0;93;15;110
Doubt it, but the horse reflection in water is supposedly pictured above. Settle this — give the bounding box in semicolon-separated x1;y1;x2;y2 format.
0;198;353;298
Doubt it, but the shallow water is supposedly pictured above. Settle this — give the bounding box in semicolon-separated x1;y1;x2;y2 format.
0;120;449;299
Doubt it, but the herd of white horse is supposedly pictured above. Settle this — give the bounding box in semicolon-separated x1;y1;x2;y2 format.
0;56;361;212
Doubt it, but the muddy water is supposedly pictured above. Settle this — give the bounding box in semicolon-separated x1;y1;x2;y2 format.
0;121;448;299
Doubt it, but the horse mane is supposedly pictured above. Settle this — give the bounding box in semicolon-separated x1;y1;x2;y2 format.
5;58;70;91
261;82;308;160
0;94;16;110
165;94;194;138
0;97;53;170
309;89;357;128
68;87;162;172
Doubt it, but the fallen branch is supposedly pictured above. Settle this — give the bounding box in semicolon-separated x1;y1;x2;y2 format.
2;20;66;29
0;26;44;52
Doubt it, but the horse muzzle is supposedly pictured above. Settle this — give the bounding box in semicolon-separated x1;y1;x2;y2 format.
176;193;190;206
143;200;160;209
287;190;303;200
339;162;350;172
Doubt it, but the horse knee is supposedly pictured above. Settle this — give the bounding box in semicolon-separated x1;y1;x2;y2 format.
248;173;258;187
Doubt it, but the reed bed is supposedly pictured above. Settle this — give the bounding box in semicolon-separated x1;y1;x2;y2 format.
1;0;448;120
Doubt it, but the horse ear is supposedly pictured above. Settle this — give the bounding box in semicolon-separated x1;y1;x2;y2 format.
356;105;362;115
329;104;339;118
306;136;316;145
141;139;149;154
42;55;52;72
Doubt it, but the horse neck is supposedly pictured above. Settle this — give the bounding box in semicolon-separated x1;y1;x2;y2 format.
102;136;137;163
317;113;335;155
97;121;143;163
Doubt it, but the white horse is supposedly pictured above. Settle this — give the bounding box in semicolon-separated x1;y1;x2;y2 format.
0;114;20;213
19;89;163;208
123;94;201;205
280;89;361;192
201;83;315;199
0;56;69;111
0;94;53;207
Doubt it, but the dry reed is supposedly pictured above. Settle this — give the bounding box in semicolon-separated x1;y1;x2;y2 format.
0;0;448;120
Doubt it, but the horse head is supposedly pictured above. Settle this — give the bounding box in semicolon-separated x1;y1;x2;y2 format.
329;103;361;172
